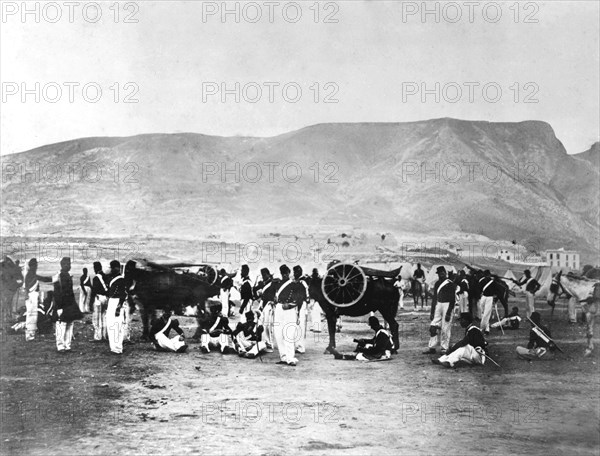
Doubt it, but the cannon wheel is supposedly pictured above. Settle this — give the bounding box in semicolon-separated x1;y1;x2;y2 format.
197;265;218;285
321;262;367;307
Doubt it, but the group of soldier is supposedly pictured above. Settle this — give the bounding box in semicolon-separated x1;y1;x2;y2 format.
1;255;584;367
420;264;560;366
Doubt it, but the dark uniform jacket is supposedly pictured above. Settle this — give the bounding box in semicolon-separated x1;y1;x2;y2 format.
53;272;80;322
240;277;253;300
276;279;307;308
448;324;486;354
528;323;555;351
431;277;456;319
360;328;394;359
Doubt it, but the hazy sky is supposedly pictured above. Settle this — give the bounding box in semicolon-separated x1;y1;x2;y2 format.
1;0;598;155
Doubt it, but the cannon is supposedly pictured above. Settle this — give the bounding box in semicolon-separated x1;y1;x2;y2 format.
310;261;402;353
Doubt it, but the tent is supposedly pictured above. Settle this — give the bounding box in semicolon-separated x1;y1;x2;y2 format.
533;266;554;297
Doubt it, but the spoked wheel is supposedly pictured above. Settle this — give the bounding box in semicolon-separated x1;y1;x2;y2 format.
197;265;218;285
321;262;367;307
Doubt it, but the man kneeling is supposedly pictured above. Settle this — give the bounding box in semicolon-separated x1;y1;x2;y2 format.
149;310;188;353
330;317;393;361
232;311;267;359
433;313;487;368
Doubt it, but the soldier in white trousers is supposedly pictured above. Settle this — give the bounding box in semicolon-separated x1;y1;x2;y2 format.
53;257;82;352
255;268;279;352
89;261;108;341
79;268;91;314
423;266;456;355
105;260;127;355
273;264;307;366
149;310;187;353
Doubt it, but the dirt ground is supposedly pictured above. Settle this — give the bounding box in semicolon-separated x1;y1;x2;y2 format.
1;296;598;456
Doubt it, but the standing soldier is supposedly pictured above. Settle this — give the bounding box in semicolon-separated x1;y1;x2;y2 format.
273;264;307;366
23;258;52;341
516;269;540;318
423;266;456;355
53;257;82;352
456;270;470;314
105;260;127;355
393;274;405;310
294;265;309;354
256;267;279;352
89;261;108;341
79;268;92;314
218;269;234;317
238;264;253;314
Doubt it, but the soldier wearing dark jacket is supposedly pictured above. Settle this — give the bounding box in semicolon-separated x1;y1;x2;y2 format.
149;310;187;353
424;266;456;355
329;317;393;361
238;264;253;314
433;313;487;367
53;257;82;352
516;312;556;360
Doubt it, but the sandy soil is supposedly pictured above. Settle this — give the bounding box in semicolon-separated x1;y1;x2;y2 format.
1;296;598;456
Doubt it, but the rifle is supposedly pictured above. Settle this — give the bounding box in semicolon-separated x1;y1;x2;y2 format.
475;346;502;368
527;316;563;353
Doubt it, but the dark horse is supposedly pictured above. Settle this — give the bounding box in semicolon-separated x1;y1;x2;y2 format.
308;272;400;354
124;260;220;340
410;278;428;309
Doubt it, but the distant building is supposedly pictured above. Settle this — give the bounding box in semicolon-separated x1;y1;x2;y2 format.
546;248;580;270
498;249;513;262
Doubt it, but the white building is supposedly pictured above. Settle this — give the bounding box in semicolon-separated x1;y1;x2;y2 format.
498;249;513;262
546;248;580;271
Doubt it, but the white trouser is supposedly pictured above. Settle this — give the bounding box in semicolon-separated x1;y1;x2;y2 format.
516;346;554;360
568;296;578;323
25;291;39;341
55;321;74;351
439;344;484;367
220;289;230;316
259;302;275;347
106;298;126;354
236;333;267;356
428;301;452;351
525;292;535;318
398;287;404;309
309;300;322;332
295;304;307;353
79;286;91;313
200;333;235;352
458;292;469;313
123;302;131;341
274;304;299;364
93;295;108;340
156;332;186;352
479;296;494;332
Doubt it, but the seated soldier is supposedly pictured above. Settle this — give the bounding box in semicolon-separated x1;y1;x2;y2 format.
149;310;188;353
232;310;267;359
491;306;522;330
199;304;236;354
329;316;393;361
516;311;557;360
433;312;487;368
